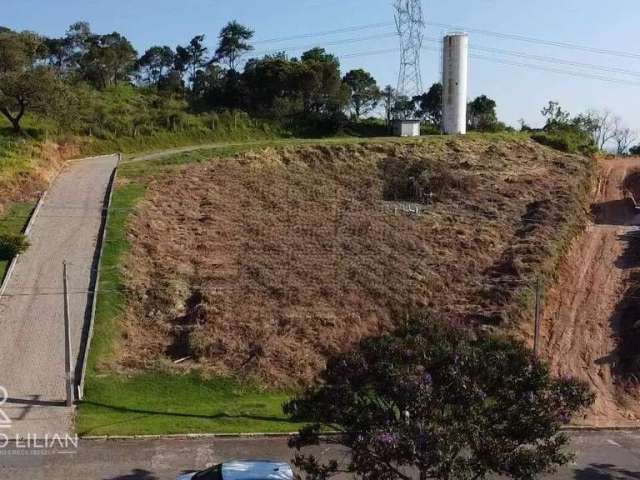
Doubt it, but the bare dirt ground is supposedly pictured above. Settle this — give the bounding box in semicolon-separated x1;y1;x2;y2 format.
541;156;640;427
114;138;594;387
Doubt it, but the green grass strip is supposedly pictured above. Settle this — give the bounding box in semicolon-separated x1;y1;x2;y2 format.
77;373;297;436
0;202;36;281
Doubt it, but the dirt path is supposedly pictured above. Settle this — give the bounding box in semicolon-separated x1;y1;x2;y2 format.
0;154;118;437
542;157;640;427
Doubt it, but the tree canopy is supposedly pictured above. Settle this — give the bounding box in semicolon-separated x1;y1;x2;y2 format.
343;69;380;120
468;95;498;131
0;30;66;133
414;82;443;128
286;319;593;480
215;20;253;71
138;45;175;85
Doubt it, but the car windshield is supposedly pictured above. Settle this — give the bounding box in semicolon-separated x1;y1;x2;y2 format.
192;465;222;480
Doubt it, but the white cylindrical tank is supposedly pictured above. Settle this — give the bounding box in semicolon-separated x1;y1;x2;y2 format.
442;33;469;135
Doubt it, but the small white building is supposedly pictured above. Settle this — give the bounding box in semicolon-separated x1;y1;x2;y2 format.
393;119;421;137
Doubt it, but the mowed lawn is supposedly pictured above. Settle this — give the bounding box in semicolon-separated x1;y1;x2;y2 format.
78;373;297;436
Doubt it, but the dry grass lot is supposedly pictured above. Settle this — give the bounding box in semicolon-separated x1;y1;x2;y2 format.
112;137;594;387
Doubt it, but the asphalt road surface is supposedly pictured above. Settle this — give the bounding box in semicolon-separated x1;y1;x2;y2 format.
0;431;638;479
0;154;119;438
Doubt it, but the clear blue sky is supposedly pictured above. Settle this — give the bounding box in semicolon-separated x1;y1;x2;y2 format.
4;0;640;130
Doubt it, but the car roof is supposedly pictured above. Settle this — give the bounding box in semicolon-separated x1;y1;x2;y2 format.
221;460;293;480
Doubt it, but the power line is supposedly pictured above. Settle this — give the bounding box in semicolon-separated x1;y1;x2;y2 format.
252;21;393;45
250;19;640;62
425;21;640;60
470;53;640;87
250;32;398;59
421;37;640;78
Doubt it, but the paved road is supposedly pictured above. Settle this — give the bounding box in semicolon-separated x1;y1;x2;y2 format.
0;431;639;479
0;155;119;437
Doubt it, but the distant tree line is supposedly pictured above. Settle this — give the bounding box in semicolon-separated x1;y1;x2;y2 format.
531;101;638;155
0;20;511;138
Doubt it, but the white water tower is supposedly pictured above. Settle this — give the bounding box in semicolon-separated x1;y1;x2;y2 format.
442;33;469;135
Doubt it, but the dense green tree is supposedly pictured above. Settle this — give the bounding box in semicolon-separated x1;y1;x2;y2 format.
0;30;41;74
0;67;66;133
176;35;208;86
468;95;498;131
392;95;416;120
64;21;92;73
382;85;396;127
192;63;229;106
286;319;594;480
413;82;442;127
80;32;137;88
298;48;347;115
42;37;71;71
301;47;339;65
0;30;66;133
215;21;253;71
630;145;640;156
157;69;185;94
241;55;300;115
343;69;380;120
138;46;175;85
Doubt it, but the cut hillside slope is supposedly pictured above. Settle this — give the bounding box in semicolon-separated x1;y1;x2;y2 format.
113;138;594;386
0;138;78;213
541;157;640;427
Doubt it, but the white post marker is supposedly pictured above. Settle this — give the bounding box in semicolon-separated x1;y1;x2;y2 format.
63;261;73;407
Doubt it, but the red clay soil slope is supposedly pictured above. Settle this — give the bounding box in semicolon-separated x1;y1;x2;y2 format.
541;156;640;427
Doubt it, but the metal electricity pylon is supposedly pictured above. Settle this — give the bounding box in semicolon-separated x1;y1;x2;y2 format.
394;0;425;101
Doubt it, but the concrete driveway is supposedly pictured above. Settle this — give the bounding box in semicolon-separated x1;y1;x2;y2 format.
0;154;119;438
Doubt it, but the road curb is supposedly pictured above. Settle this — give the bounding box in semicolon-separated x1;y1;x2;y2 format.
80;432;300;441
0;190;48;300
77;426;640;442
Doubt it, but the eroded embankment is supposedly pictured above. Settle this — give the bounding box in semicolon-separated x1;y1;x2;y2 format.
542;157;640;427
111;138;595;387
0;140;78;214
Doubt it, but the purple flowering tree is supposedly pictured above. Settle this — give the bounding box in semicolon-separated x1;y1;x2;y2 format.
284;319;593;480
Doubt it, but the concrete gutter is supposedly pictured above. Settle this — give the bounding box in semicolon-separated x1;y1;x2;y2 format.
0;190;48;300
77;426;640;442
75;153;121;401
80;432;300;441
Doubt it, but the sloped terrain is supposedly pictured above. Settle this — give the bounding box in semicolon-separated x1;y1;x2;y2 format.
541;157;640;427
0;138;78;214
113;137;594;386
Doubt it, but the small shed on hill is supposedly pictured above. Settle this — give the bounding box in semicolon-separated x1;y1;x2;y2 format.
393;119;421;137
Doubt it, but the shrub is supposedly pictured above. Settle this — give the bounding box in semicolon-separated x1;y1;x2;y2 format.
532;130;596;155
286;318;594;480
0;233;30;260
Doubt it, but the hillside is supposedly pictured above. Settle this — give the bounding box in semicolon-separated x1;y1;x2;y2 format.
541;157;640;426
108;136;595;386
